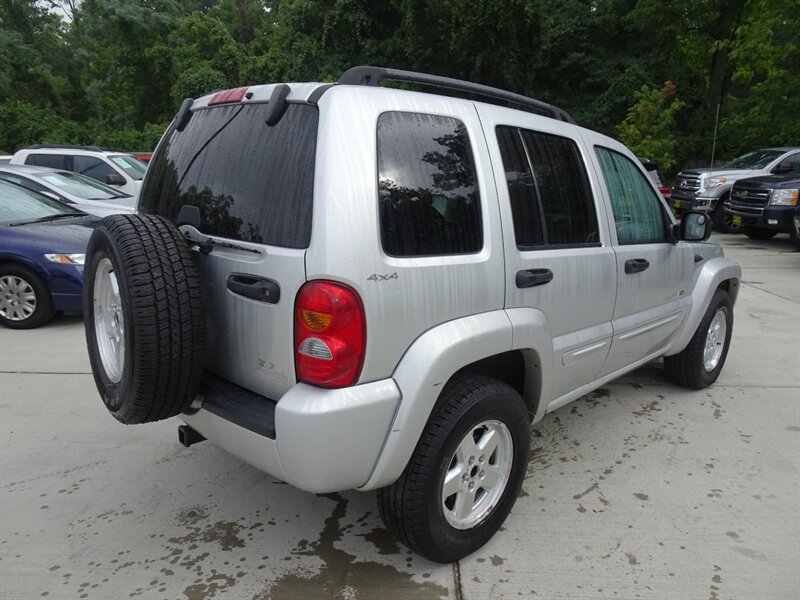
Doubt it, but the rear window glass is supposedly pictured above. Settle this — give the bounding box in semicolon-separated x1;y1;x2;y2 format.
140;103;318;248
377;111;482;257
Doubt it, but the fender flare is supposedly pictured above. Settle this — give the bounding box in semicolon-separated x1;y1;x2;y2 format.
665;256;741;356
359;310;513;490
360;308;554;490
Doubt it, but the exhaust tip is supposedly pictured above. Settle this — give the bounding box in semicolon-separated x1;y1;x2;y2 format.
178;425;206;447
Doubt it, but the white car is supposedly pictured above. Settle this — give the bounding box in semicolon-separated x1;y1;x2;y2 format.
10;145;147;197
0;164;135;217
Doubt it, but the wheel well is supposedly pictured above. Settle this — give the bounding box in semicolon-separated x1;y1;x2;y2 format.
717;277;740;304
451;350;541;419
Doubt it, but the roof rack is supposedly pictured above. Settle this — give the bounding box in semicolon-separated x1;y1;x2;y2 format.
339;66;576;125
26;144;119;152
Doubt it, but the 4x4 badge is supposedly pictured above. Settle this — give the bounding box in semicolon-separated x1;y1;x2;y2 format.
367;272;398;282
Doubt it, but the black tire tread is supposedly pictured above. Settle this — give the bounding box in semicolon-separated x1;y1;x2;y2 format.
85;214;204;424
664;288;732;389
378;376;529;562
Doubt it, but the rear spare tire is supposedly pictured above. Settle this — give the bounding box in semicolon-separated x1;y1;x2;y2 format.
83;214;205;424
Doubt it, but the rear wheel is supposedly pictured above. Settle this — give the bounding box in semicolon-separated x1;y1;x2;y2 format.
0;264;55;329
665;289;733;389
744;227;777;240
83;214;205;424
378;376;531;563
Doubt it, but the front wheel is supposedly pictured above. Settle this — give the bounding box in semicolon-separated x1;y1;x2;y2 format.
711;198;742;233
378;376;531;563
664;289;733;389
0;264;55;329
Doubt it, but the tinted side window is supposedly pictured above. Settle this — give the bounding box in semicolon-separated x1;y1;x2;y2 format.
496;126;598;248
25;154;64;169
595;147;668;244
777;152;800;174
378;112;482;257
72;156;118;182
140;103;318;248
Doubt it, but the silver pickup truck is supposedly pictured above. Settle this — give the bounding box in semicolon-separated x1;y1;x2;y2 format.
81;67;741;563
670;147;800;232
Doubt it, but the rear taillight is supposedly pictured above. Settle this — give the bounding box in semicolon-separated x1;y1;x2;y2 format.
294;281;366;388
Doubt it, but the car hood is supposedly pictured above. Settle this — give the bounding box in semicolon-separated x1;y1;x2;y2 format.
679;168;765;181
733;175;800;189
2;215;98;254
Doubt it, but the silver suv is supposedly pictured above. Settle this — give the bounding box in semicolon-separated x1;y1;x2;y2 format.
82;67;741;563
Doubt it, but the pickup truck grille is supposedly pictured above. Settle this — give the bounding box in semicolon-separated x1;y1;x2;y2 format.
674;174;700;192
728;186;770;215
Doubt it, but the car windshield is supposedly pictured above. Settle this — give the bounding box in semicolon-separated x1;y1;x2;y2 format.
109;155;147;180
40;171;131;200
724;149;785;170
0;181;81;224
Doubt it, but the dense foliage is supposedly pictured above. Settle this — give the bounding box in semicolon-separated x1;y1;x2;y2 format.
1;0;797;179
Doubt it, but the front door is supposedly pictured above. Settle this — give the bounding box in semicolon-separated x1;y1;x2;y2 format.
584;137;696;376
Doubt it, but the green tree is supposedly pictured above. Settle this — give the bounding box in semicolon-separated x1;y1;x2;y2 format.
617;81;685;175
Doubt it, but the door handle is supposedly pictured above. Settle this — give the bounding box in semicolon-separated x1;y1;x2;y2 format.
516;268;554;288
226;274;280;304
624;258;650;274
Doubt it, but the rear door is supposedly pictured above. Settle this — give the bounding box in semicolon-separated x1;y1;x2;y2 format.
139;101;318;400
478;106;617;403
583;135;696;375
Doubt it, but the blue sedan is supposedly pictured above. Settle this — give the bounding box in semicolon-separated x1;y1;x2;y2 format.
0;180;98;328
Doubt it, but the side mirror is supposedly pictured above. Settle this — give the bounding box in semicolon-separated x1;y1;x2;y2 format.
106;173;126;186
680;211;711;241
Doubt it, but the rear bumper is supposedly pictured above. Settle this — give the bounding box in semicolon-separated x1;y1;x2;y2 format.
181;374;401;493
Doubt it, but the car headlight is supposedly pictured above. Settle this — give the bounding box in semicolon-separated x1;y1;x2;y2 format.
44;253;86;265
769;189;799;206
706;177;727;189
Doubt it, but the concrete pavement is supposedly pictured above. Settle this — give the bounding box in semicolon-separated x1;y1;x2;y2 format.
1;234;798;599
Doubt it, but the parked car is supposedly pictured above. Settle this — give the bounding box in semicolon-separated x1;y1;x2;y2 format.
0;155;12;164
10;145;147;196
82;67;741;563
671;147;800;232
638;157;671;200
726;174;800;243
0;164;136;217
0;180;98;329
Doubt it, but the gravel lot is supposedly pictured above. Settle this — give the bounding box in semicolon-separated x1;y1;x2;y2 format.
1;233;798;600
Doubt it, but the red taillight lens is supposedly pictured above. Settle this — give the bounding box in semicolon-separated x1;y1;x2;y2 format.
209;86;249;106
294;281;366;388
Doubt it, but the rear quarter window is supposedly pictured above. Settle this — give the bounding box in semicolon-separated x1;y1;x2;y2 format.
377;111;482;257
24;154;65;169
140;103;318;249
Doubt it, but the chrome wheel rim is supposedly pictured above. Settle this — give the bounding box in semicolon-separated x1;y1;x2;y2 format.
442;419;513;530
0;275;36;322
703;309;727;372
94;258;125;383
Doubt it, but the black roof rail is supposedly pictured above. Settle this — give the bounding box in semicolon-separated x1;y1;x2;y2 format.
26;144;120;152
339;66;576;125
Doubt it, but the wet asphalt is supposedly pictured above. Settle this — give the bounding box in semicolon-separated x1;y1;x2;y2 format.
1;233;798;600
